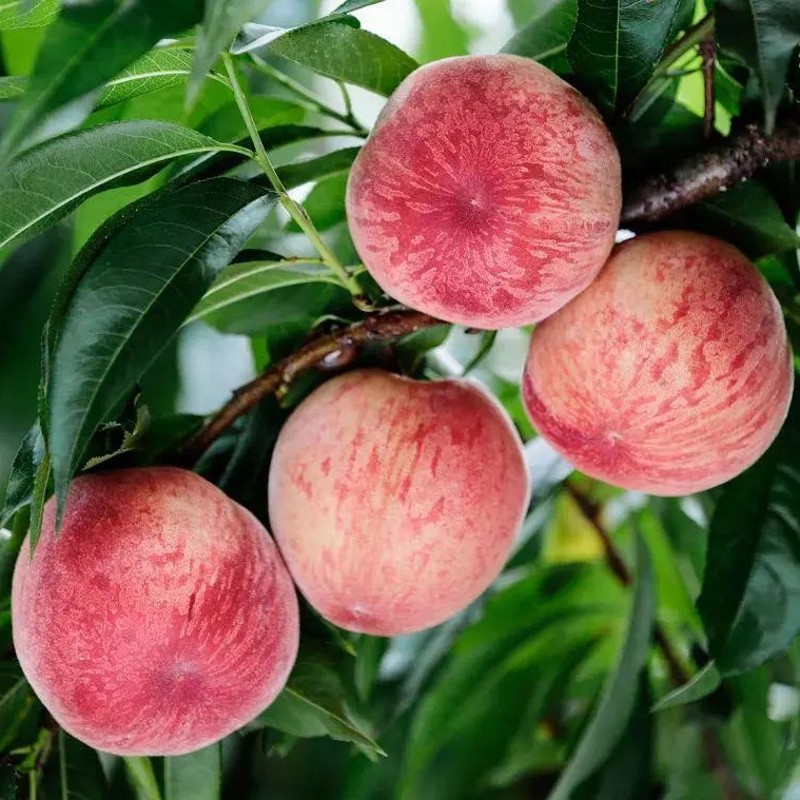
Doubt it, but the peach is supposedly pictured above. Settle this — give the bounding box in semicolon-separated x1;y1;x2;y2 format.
345;54;621;329
12;467;299;756
268;369;529;635
523;231;794;495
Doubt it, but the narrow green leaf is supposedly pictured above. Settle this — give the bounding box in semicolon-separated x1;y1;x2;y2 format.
501;0;577;72
0;49;230;109
652;663;721;712
0;75;25;100
46;178;276;522
190;0;269;104
566;0;686;113
547;537;655;800
163;744;221;800
239;19;418;96
716;0;800;132
285;172;347;232
100;47;230;110
199;96;306;143
58;730;108;800
28;450;50;553
698;394;800;675
0;0;58;30
0;120;244;258
123;757;162;800
1;0;207;157
275;147;360;189
691;180;800;259
0;664;38;751
189;260;349;324
0;421;44;528
249;640;383;755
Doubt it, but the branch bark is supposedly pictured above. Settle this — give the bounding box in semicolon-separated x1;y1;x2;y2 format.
622;113;800;225
180;308;442;459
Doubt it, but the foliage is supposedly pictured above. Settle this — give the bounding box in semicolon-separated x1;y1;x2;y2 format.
0;0;798;798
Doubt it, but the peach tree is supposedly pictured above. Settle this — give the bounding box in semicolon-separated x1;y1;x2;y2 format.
0;0;799;798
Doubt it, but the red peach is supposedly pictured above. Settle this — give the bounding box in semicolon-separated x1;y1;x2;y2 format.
12;467;299;756
345;54;621;329
268;369;529;635
523;231;794;495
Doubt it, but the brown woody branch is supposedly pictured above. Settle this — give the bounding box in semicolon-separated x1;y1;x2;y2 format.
622;113;800;225
564;482;748;800
700;34;716;139
186;110;800;455
563;482;690;688
180;308;442;459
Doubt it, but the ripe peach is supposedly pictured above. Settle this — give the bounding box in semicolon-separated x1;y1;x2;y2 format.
268;369;529;635
12;467;299;756
523;231;794;495
345;54;621;329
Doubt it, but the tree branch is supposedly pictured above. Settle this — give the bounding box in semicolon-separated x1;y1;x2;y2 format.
622;113;800;225
180;308;443;460
563;482;690;688
700;33;716;139
564;481;748;800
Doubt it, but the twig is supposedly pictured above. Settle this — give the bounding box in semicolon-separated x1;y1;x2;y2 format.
564;481;748;800
622;114;800;225
563;481;689;687
700;33;716;139
222;53;363;298
180;308;443;460
250;54;368;137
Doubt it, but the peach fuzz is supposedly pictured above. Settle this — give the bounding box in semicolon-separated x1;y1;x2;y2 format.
12;467;299;756
268;369;530;636
345;54;621;329
523;231;794;495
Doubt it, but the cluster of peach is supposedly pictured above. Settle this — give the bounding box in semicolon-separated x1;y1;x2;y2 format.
12;56;793;756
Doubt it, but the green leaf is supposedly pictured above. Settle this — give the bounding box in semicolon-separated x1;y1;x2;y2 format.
46;178;275;522
99;47;230;110
190;0;269;104
239;19;418;96
1;0;206;158
286;172;348;232
716;0;800;133
0;0;59;30
0;75;25;100
398;565;628;800
58;730;109;800
249;640;383;755
501;0;577;73
199;96;306;143
183;125;344;183
0;121;243;258
652;663;722;711
566;0;686;113
690;180;800;259
547;537;655;800
0;48;230;109
188;259;353;331
124;757;163;800
413;0;470;63
581;678;653;800
28;449;50;553
163;744;221;800
698;394;800;675
0;664;39;751
276;147;360;189
0;421;44;528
